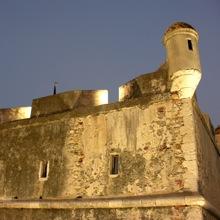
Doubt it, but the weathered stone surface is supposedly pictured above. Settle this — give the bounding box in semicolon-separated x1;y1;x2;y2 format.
202;208;219;220
119;63;168;101
0;107;31;124
0;118;68;199
193;102;220;210
31;90;108;117
0;96;198;200
0;206;204;220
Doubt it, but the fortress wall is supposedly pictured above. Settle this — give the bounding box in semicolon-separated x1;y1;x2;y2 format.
202;209;220;220
0;107;31;124
193;104;220;209
119;64;168;101
31;90;108;117
0;117;69;199
0;206;203;220
0;97;197;200
61;98;198;198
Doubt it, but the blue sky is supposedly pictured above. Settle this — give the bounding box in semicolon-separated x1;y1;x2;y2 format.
0;0;219;125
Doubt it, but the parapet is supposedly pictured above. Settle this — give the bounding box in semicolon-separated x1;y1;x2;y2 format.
0;106;31;124
119;63;168;101
31;90;108;117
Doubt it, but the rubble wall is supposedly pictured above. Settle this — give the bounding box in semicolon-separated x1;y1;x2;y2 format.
0;206;203;220
0;97;198;199
193;103;220;209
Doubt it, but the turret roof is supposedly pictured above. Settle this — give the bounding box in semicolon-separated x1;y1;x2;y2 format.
164;22;197;36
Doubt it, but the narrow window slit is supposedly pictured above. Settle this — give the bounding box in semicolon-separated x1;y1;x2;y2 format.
39;161;49;180
187;39;193;51
111;155;119;175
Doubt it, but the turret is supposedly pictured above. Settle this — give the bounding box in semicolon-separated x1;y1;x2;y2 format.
163;22;202;98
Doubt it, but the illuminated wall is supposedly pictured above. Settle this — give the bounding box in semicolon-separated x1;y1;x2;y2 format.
0;107;31;124
31;90;108;117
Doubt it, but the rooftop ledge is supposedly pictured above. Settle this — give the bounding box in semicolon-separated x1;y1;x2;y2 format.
0;106;31;124
31;90;108;117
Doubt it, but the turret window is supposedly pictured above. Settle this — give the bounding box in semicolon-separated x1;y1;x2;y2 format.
187;39;193;51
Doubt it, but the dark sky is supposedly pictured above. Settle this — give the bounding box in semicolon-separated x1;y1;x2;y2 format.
0;1;219;126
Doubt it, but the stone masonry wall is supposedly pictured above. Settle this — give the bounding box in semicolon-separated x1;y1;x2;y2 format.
193;103;220;210
61;98;198;198
119;63;168;101
203;209;219;220
0;206;203;220
0;117;69;199
0;96;198;199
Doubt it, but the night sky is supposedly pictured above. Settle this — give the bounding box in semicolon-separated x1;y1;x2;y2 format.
0;1;219;126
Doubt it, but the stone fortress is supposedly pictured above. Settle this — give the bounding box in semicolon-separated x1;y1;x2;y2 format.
0;22;220;220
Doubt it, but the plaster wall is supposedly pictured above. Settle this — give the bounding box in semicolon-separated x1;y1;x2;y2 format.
0;97;198;200
31;90;108;117
119;64;168;101
0;117;69;199
0;107;31;124
193;105;220;209
0;206;203;220
164;31;201;76
202;209;219;220
62;98;198;198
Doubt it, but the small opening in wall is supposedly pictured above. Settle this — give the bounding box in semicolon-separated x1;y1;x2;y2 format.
187;39;193;51
39;161;49;180
110;154;119;175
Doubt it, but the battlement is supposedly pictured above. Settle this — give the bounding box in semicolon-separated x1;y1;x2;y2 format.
0;22;203;123
0;106;31;124
31;89;108;117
